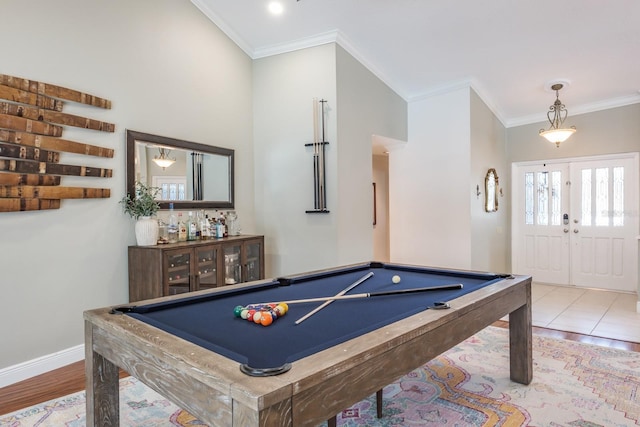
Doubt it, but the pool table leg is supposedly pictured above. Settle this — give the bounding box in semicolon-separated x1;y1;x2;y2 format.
85;322;120;427
508;298;533;385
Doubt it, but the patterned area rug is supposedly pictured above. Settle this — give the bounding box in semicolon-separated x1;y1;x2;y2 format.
1;326;638;426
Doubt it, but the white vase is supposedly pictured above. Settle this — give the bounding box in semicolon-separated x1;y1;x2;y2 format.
135;216;159;246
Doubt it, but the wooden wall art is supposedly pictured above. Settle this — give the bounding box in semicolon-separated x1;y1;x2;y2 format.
0;74;114;212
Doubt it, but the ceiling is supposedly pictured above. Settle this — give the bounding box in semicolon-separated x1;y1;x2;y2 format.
192;0;640;127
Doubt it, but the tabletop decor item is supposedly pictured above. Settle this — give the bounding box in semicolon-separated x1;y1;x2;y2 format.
119;181;160;245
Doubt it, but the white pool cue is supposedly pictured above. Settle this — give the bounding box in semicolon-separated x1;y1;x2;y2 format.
295;272;374;325
253;283;463;307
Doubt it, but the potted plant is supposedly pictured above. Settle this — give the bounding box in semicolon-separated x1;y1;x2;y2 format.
120;181;161;245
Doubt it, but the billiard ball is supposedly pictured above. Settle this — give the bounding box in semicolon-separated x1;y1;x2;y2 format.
392;275;401;284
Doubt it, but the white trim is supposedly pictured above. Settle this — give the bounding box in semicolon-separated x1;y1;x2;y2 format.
512;151;640;167
0;345;84;388
505;94;640;128
190;0;254;57
252;29;409;102
253;29;338;59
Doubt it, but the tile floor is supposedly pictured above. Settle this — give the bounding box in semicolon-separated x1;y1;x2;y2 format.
530;282;640;343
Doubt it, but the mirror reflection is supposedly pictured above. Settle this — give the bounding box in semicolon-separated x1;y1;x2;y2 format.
126;130;234;210
485;168;498;212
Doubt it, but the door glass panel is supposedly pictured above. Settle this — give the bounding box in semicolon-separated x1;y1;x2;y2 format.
595;168;609;226
196;246;217;289
536;172;549;225
525;172;534;225
224;245;241;285
613;166;624;226
551;171;562;226
245;242;262;282
581;169;592;226
166;251;190;295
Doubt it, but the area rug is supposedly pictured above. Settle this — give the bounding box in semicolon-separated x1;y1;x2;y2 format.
1;326;638;426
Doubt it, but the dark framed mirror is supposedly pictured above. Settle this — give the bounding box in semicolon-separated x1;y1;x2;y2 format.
126;130;234;210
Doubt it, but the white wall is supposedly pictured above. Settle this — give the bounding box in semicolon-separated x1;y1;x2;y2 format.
470;91;509;273
253;44;339;277
390;88;472;269
252;44;407;277
335;45;407;264
0;0;253;377
372;155;390;261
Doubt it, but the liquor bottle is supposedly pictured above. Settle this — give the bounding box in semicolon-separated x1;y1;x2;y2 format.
167;203;178;243
209;218;218;239
215;216;224;239
178;213;187;242
187;211;198;241
218;211;228;238
199;210;209;240
202;214;211;240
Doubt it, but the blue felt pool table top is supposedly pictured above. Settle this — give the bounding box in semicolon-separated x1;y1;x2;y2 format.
121;262;506;373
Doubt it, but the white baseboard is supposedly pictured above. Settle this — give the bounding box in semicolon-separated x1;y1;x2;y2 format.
0;345;85;388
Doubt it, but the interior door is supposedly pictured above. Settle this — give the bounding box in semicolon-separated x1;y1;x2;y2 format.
569;157;638;291
513;162;570;284
513;154;639;292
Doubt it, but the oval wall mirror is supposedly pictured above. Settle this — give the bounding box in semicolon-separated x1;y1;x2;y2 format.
485;168;498;212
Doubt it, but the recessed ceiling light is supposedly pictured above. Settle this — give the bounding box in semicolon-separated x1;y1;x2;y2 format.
268;2;284;15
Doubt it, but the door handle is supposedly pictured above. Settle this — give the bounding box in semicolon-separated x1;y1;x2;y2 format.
563;228;569;233
573;229;579;233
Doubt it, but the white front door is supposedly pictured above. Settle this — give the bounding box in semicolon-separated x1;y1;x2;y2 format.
569;156;638;291
513;162;571;284
512;153;638;292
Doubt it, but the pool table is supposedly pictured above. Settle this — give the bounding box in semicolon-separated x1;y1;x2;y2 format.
84;262;532;426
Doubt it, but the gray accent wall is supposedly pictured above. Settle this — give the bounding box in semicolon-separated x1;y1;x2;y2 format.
0;0;253;374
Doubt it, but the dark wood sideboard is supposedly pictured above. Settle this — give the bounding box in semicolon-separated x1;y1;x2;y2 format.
128;235;264;302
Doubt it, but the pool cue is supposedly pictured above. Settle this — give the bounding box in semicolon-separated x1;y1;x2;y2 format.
318;99;326;209
312;98;320;209
252;283;463;307
295;272;374;325
313;145;319;208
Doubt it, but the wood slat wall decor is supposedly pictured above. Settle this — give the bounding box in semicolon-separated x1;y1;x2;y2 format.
0;102;115;132
0;129;114;158
0;74;114;212
0;84;63;111
0;74;111;109
0;172;60;186
0;142;60;163
0;185;110;199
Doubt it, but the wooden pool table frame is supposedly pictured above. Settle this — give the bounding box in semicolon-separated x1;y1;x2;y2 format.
84;264;532;426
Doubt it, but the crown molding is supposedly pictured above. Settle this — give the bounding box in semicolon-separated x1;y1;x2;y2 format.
333;31;409;101
190;0;254;57
253;29;338;58
252;29;410;101
505;93;640;128
407;79;508;127
191;0;639;129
